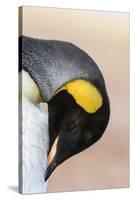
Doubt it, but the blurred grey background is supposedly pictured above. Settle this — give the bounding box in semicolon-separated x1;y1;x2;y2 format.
21;6;129;192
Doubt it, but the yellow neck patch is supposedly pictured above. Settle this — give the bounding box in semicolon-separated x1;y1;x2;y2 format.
56;80;103;113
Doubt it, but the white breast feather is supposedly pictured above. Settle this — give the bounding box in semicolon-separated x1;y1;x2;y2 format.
19;70;49;194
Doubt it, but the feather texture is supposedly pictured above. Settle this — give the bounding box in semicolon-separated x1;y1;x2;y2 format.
19;71;49;194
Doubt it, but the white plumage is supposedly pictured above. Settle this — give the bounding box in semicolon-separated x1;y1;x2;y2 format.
19;70;49;194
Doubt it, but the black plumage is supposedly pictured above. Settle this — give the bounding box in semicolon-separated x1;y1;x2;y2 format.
46;90;109;181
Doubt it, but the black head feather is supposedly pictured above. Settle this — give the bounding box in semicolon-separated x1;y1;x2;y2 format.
45;90;110;181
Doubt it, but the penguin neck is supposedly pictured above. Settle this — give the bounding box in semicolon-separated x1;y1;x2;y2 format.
20;70;43;104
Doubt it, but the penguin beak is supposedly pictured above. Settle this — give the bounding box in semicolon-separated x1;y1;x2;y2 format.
45;137;59;182
45;157;57;182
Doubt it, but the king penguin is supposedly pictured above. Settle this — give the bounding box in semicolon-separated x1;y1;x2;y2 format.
19;36;110;187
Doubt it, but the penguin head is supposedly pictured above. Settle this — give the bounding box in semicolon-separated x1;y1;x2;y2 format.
45;80;110;181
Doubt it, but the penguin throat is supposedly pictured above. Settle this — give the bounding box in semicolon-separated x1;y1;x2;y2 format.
20;70;43;103
56;79;103;113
